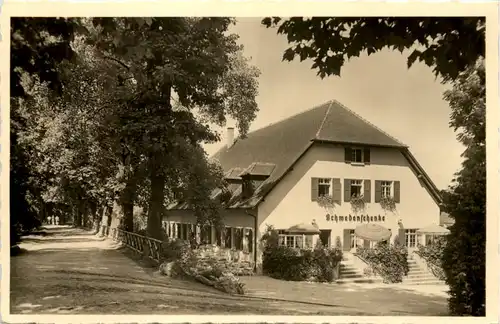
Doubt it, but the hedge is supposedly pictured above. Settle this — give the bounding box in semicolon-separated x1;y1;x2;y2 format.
356;242;409;283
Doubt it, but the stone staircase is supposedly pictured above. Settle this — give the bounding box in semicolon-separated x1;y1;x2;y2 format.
337;253;383;284
337;252;445;285
403;255;446;285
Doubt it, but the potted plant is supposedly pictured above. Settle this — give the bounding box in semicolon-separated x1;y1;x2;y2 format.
350;194;366;213
380;196;397;213
317;195;336;213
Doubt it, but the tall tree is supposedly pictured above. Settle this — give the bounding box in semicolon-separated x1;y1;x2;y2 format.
441;58;485;316
88;17;260;239
10;18;80;244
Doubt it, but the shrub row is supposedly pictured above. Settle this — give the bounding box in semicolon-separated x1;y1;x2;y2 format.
356;242;409;283
261;227;343;282
414;238;446;281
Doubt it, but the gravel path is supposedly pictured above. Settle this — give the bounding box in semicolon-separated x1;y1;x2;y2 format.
10;226;448;316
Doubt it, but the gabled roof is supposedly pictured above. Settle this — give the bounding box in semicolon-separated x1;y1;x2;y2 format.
167;99;442;210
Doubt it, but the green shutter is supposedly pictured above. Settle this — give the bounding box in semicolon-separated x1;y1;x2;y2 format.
344;179;351;202
311;177;319;201
375;180;382;203
394;181;401;203
363;148;371;164
344;147;352;163
332;178;342;204
363;180;371;203
343;229;351;251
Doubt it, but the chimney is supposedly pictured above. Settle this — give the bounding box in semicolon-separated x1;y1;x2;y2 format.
226;127;235;148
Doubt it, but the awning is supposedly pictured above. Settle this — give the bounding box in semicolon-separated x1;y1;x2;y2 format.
354;223;391;242
416;224;450;234
287;222;320;234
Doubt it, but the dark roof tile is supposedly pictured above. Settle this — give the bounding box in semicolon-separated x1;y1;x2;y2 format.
168;99;437;210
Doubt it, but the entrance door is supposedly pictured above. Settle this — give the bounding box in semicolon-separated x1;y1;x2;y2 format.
405;229;418;252
319;230;331;247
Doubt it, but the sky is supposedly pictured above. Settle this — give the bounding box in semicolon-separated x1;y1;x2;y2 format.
202;18;465;191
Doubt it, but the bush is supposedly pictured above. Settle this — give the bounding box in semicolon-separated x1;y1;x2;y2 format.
158;241;247;295
261;227;342;282
414;238;446;281
356;242;409;283
160;239;192;262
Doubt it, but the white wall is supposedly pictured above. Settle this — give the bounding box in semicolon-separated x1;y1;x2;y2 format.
258;143;440;249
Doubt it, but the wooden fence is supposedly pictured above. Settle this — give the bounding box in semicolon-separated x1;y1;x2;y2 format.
109;227;164;263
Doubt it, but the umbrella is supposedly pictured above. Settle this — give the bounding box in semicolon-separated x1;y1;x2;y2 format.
416;224;450;234
287;222;320;234
354;223;391;242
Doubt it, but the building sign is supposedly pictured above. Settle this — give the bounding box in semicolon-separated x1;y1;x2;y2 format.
325;214;385;223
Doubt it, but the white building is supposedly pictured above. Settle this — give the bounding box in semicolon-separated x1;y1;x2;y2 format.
165;100;446;273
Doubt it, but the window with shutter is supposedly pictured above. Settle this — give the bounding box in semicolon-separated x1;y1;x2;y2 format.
381;181;392;198
318;178;331;197
352;148;363;163
350;180;363;198
345;147;369;165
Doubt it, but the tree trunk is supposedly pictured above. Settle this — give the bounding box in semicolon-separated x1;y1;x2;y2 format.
147;164;165;240
146;83;171;240
120;179;137;232
72;204;79;227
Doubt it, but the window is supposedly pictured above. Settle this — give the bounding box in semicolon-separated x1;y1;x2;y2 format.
279;234;305;249
224;227;233;248
405;229;417;248
351;180;363;198
201;225;212;244
234;228;244;250
215;226;222;246
304;235;313;249
182;224;188;240
318;178;331;197
381;181;393;198
176;223;182;239
352;148;364;163
426;234;440;246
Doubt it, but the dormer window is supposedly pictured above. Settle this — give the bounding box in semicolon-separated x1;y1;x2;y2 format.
352;148;363;163
242;178;254;199
345;147;370;165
